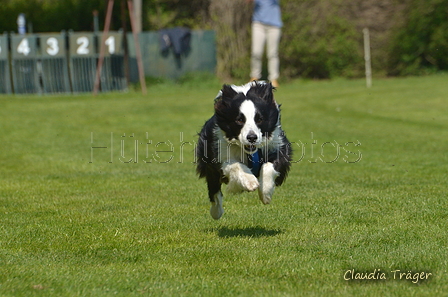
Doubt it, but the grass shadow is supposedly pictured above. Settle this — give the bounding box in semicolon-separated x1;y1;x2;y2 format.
208;226;283;238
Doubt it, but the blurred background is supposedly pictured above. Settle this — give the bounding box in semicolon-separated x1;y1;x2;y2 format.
0;0;447;83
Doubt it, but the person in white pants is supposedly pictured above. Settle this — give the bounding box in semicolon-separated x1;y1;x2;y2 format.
248;0;282;87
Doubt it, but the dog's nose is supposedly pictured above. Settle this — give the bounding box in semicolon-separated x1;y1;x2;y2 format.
247;133;258;143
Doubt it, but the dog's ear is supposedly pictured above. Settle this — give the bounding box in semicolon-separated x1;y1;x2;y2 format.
215;84;238;110
221;84;238;102
247;82;274;103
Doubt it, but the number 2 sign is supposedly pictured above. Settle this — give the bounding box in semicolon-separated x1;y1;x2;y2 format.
76;36;90;55
69;33;94;57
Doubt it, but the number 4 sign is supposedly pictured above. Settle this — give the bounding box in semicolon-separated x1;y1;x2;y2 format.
11;35;36;59
17;38;31;56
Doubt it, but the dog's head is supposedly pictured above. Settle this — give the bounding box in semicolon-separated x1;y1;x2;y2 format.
214;82;280;154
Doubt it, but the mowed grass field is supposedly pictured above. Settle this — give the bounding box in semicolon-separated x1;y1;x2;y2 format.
1;74;447;296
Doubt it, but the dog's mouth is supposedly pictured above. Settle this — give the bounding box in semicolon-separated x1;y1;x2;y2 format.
244;144;258;154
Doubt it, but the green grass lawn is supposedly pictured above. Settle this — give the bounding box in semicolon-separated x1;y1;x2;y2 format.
1;74;447;296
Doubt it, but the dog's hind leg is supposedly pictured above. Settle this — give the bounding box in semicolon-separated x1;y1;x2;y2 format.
206;170;224;220
258;162;280;205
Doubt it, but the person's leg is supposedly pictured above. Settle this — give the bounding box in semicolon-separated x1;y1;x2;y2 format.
250;22;266;80
266;25;281;85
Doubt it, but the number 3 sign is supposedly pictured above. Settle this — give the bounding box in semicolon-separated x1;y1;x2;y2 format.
40;34;66;57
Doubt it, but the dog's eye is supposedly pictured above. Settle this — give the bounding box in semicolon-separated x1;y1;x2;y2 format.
235;115;245;125
255;114;263;124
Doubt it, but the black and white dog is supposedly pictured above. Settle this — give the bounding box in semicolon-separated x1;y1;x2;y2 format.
196;81;292;220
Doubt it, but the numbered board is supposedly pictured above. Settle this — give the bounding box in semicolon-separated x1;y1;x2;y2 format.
39;34;66;58
0;34;12;94
69;32;95;57
38;33;71;93
0;35;8;59
98;32;123;56
11;35;38;59
11;34;39;94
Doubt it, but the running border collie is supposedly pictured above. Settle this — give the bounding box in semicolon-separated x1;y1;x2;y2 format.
196;81;292;220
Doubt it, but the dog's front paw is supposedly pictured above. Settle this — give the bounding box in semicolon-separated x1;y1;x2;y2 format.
258;162;279;204
224;163;259;193
242;173;259;192
258;190;273;205
210;202;224;220
226;172;259;193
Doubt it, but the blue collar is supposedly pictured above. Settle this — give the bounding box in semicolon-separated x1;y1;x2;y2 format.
247;150;262;177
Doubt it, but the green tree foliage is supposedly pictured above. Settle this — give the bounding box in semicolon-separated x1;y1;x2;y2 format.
281;0;363;79
209;0;252;80
387;0;448;75
0;0;210;33
146;0;210;30
0;0;112;32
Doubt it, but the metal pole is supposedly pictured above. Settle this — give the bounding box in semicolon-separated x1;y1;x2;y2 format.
127;0;147;94
93;10;99;33
93;0;114;95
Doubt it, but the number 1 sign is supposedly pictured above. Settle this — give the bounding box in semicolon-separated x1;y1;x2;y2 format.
98;33;123;56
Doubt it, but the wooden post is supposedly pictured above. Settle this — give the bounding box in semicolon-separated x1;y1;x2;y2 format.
363;28;372;88
128;0;147;94
93;0;114;95
133;0;142;33
93;0;146;95
121;0;130;84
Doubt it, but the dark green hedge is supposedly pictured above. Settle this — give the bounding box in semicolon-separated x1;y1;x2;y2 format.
387;0;448;76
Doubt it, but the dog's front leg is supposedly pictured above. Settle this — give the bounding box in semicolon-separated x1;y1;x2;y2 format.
222;162;259;193
210;191;224;220
258;162;280;204
205;170;225;220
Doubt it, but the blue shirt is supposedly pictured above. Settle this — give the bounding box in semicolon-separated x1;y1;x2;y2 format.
253;0;283;28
